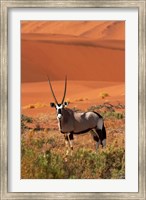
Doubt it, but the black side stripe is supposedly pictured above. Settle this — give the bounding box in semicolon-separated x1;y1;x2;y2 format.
71;127;96;135
61;127;96;134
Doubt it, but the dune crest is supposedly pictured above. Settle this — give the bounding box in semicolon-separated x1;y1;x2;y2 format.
21;21;125;83
21;21;124;40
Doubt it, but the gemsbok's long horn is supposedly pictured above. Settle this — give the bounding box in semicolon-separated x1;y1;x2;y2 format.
61;76;67;104
47;76;58;104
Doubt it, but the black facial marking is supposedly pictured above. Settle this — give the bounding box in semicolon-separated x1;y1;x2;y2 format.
58;109;61;114
64;102;68;106
50;102;55;107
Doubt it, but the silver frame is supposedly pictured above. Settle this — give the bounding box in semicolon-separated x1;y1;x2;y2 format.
0;0;145;199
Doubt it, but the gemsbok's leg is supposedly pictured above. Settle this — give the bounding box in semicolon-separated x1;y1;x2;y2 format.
64;134;69;157
91;130;100;150
68;132;74;155
96;125;106;148
64;133;74;158
95;117;106;148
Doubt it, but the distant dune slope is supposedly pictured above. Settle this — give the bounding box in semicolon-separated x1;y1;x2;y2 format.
81;21;125;40
21;21;125;82
21;21;125;40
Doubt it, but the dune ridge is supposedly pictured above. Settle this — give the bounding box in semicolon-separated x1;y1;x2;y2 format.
22;34;124;51
21;21;125;40
21;21;125;83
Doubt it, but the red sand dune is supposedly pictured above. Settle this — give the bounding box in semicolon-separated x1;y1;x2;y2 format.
21;21;125;40
21;21;125;116
21;21;125;83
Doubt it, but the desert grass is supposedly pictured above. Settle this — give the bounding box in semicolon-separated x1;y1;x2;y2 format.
21;103;125;179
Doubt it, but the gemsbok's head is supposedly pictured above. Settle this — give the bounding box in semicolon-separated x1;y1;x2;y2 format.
48;76;68;120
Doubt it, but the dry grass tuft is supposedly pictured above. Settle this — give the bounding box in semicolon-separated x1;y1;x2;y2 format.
99;92;109;99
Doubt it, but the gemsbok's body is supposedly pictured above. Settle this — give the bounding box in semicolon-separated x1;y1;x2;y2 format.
48;76;106;156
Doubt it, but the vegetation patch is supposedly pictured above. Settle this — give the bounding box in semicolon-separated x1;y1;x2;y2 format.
21;144;125;179
87;103;125;120
21;102;125;179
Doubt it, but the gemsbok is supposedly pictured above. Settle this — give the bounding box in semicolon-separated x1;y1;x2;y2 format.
48;76;106;156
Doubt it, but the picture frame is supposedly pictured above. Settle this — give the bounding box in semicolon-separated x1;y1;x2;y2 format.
0;0;145;199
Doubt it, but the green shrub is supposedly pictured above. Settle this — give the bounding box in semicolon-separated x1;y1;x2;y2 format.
103;111;125;119
63;147;125;179
31;138;45;148
34;150;65;179
21;144;125;179
21;114;33;123
21;114;33;133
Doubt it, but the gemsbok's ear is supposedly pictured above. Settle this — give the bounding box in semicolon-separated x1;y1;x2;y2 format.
64;102;68;107
50;102;55;107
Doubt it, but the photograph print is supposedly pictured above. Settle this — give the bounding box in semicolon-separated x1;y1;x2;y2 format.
21;21;125;179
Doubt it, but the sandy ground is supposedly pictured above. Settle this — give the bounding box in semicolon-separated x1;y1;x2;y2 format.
21;81;124;117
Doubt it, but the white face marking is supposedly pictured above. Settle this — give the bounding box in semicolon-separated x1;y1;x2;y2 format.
57;114;62;119
56;104;63;110
56;104;63;120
